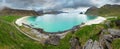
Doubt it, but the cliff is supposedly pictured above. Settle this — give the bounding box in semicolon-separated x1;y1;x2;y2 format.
85;4;120;16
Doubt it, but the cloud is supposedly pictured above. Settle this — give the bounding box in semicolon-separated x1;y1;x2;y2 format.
0;0;120;10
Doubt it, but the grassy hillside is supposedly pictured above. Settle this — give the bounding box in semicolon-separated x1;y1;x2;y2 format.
85;4;120;16
0;16;120;49
0;16;106;49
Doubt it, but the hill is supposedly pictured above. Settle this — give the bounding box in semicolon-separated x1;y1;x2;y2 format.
0;7;39;16
85;4;120;16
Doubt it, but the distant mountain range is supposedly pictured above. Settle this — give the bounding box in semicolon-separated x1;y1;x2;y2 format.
0;7;68;16
0;7;39;16
85;4;120;16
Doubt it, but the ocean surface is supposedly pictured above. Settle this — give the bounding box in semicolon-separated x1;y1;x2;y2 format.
27;13;97;33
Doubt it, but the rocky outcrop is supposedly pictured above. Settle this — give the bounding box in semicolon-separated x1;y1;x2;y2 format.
99;35;113;49
115;20;120;27
69;37;82;49
0;7;39;16
85;4;120;16
108;29;120;38
44;35;60;45
83;39;93;49
83;39;103;49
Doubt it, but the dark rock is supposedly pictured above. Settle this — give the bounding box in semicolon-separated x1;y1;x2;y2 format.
115;20;120;27
69;37;82;49
80;12;83;14
44;35;60;45
33;28;44;33
108;29;120;38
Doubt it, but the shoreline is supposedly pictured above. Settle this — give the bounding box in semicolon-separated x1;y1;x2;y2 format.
15;16;106;40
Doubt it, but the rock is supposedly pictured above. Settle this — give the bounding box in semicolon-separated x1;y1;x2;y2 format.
99;35;113;49
69;37;82;49
105;21;111;28
108;29;120;38
92;40;103;49
115;20;120;27
83;39;103;49
97;29;106;36
80;12;83;14
44;35;60;45
83;39;93;49
103;35;113;43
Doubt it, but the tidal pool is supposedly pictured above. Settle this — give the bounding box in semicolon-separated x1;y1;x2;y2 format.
27;13;97;33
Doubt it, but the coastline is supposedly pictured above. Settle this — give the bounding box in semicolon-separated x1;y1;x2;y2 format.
84;16;106;25
15;16;106;40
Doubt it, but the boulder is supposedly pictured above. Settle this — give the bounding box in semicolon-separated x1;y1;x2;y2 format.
115;20;120;27
69;37;82;49
83;39;103;49
92;40;103;49
99;35;113;49
108;29;120;38
83;39;93;49
44;35;60;45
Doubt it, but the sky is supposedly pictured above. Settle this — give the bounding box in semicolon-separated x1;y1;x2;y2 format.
0;0;120;11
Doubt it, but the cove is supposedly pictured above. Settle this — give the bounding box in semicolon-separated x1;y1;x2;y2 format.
27;13;97;33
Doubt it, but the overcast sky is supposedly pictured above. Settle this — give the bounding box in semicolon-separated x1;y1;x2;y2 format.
0;0;120;10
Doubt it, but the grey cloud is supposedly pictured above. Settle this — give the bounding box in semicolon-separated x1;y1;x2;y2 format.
0;0;120;10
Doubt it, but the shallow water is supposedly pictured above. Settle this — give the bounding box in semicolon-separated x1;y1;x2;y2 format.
27;13;97;33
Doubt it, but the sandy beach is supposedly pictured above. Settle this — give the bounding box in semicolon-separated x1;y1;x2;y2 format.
84;16;106;25
15;16;30;26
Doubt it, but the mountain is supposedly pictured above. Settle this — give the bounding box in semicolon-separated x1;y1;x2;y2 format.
0;7;39;16
85;4;120;16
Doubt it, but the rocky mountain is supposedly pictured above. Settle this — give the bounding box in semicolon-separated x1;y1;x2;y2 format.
85;4;120;16
0;7;39;16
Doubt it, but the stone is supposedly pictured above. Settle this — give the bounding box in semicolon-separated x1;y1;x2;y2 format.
44;35;60;45
92;40;103;49
108;29;120;38
83;39;93;49
69;37;82;49
115;20;120;27
99;35;113;49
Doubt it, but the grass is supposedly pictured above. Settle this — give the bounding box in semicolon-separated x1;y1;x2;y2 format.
0;19;44;49
0;15;120;49
112;39;120;49
75;24;105;45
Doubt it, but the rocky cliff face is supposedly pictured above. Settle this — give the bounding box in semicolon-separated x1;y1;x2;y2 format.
0;7;39;16
85;4;120;16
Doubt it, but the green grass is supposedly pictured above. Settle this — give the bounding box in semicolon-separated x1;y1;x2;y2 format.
75;24;105;45
0;19;44;49
112;39;120;49
0;15;120;49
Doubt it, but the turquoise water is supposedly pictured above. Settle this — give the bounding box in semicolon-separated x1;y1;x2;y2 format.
27;13;97;33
